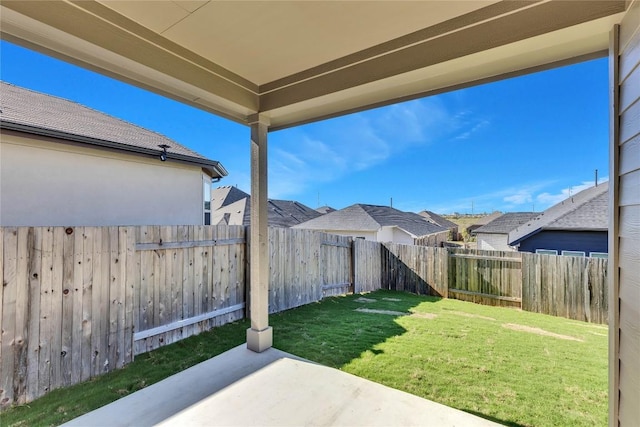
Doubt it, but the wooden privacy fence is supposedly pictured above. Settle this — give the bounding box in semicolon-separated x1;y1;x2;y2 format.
0;226;136;407
522;253;608;324
353;239;382;293
0;225;356;408
381;243;448;296
267;228;352;313
133;225;246;355
448;249;522;308
375;243;608;323
0;226;609;408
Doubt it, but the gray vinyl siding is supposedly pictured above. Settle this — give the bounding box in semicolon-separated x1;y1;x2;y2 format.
611;4;640;425
516;231;607;256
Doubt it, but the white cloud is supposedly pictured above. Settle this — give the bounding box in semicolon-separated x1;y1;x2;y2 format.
536;178;608;208
268;98;486;199
504;190;533;205
454;119;490;140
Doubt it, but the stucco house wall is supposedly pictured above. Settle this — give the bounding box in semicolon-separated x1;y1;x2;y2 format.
476;233;514;251
376;226;413;245
1;131;208;226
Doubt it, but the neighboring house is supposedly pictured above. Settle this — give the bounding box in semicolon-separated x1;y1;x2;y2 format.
210;186;321;228
293;204;449;245
418;210;459;240
211;185;250;211
466;211;503;234
508;182;609;257
0;82;226;226
473;212;539;251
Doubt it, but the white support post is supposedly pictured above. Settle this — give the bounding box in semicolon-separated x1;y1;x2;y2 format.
246;113;272;352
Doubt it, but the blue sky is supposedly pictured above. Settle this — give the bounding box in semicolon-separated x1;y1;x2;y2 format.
1;40;609;214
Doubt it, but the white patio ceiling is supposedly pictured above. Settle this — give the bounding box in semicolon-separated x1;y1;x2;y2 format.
0;1;628;130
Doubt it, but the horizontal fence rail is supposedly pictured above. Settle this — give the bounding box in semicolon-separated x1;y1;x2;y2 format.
0;226;607;409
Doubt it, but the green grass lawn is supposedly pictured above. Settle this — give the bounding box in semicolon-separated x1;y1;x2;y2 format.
3;290;608;427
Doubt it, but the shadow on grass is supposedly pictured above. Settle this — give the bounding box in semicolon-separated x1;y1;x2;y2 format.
464;409;527;427
269;290;438;368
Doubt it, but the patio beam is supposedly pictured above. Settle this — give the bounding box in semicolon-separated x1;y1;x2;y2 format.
246;113;272;352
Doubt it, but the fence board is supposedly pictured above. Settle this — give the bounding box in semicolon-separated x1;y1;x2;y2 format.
26;227;42;402
49;228;64;393
80;228;93;382
70;228;83;385
60;228;75;387
99;228;112;373
37;228;53;398
1;228;17;409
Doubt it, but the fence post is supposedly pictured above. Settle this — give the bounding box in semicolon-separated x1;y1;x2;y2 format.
351;238;357;294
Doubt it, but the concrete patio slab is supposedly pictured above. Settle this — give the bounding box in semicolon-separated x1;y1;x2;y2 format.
63;345;501;427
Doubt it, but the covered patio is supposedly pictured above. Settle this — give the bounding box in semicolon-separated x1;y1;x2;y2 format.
1;1;638;425
62;345;499;426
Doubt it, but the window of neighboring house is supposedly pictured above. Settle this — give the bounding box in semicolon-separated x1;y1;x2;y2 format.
561;250;586;257
203;175;211;225
535;249;558;255
590;252;608;259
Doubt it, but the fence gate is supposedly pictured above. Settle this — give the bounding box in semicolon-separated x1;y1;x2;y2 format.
320;235;353;298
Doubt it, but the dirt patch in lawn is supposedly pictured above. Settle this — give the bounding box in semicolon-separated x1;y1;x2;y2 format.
502;323;583;342
356;308;407;316
448;311;495;321
409;312;438;320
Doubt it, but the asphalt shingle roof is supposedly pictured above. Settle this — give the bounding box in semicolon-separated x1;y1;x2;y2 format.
473;212;539;234
211;186;250;211
508;182;609;245
418;210;458;229
294;204;448;237
210;192;321;228
0;82;226;176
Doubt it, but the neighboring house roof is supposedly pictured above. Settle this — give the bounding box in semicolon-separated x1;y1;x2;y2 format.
466;211;503;232
0;81;227;178
316;205;336;214
211;186;250;211
473;212;539;235
418;210;458;229
210;198;250;226
268;199;323;228
294;204;448;238
211;195;321;228
508;182;609;246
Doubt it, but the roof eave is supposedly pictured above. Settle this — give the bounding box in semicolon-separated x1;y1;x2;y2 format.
0;121;228;178
543;226;608;232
